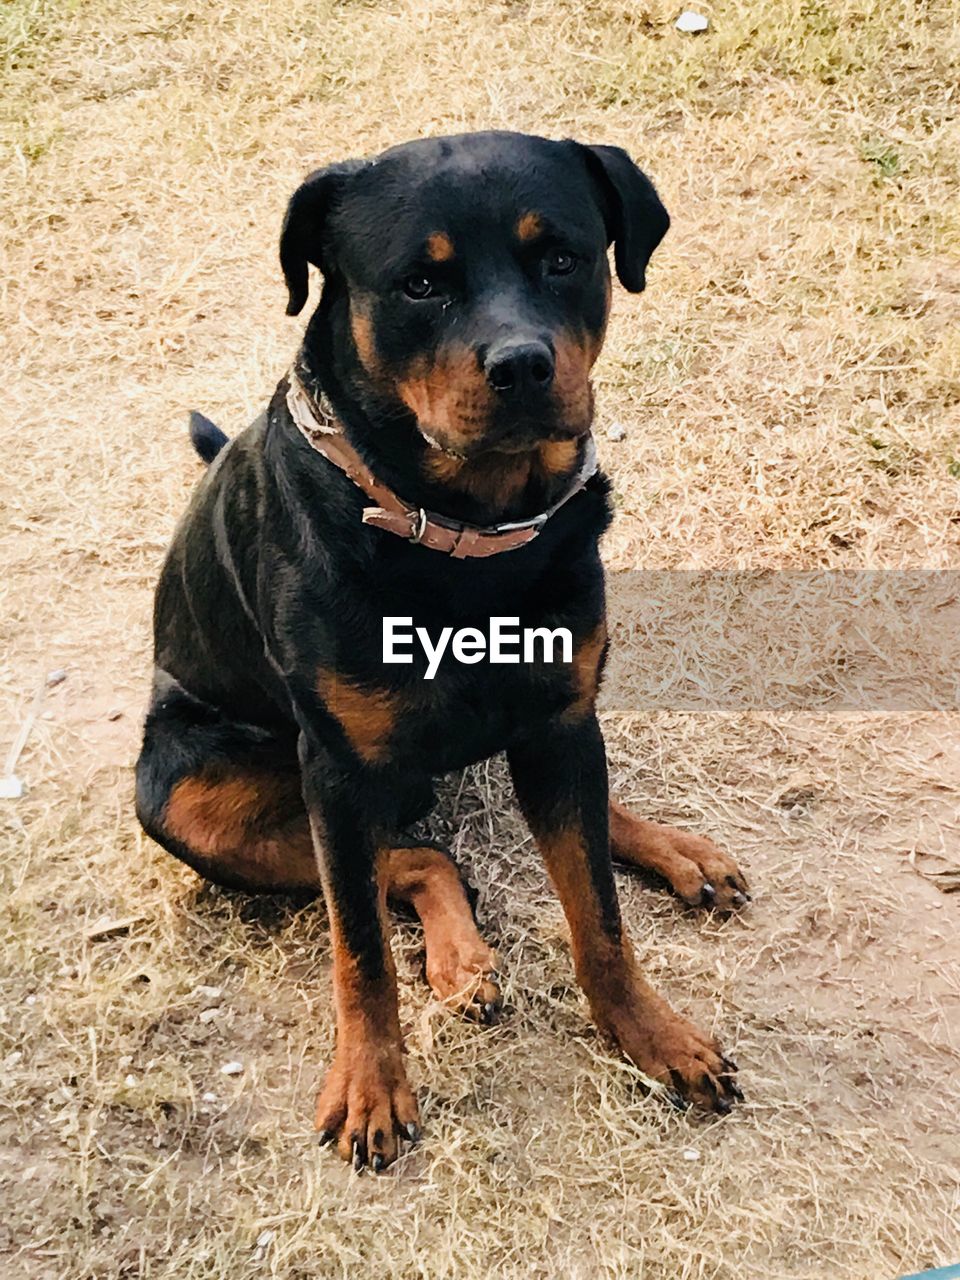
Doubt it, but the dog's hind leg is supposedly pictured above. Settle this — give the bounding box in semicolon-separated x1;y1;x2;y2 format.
381;844;500;1023
136;677;499;1020
135;675;319;892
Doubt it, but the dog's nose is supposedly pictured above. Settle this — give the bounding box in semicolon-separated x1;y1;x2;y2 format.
484;340;555;396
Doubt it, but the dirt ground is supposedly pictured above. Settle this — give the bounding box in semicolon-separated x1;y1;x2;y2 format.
2;1;959;1277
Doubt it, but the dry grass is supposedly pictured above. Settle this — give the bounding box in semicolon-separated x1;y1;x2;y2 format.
2;1;960;1277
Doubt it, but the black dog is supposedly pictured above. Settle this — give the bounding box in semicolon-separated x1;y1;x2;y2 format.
136;131;748;1171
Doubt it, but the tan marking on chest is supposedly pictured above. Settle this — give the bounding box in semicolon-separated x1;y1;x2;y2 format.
317;669;397;763
566;622;608;718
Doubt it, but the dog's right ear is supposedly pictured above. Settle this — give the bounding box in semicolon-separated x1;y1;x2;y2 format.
279;161;364;316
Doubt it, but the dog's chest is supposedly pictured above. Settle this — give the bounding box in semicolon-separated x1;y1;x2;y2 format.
313;537;607;773
319;610;592;775
389;650;577;772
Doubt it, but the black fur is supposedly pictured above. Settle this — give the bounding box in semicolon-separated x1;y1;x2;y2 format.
136;130;674;1152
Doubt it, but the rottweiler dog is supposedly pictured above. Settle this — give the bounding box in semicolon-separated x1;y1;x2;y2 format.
136;131;749;1171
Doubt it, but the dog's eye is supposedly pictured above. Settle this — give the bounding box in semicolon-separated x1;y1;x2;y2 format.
545;250;577;276
402;275;435;300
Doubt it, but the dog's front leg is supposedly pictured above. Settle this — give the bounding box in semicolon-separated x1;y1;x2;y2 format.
508;713;741;1113
298;731;419;1170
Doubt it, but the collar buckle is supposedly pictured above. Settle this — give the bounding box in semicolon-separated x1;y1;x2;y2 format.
492;512;549;537
408;507;429;544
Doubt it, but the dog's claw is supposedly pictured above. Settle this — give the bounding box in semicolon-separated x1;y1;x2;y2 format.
482;1001;499;1025
405;1122;420;1143
701;881;717;905
722;1056;739;1073
371;1153;385;1173
352;1138;365;1171
665;1086;689;1111
726;875;751;905
728;1081;745;1102
318;1129;334;1147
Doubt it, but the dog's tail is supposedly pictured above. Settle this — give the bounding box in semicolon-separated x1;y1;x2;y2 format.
188;411;229;465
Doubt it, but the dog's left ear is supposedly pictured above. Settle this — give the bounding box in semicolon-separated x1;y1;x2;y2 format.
279;160;365;316
576;144;670;293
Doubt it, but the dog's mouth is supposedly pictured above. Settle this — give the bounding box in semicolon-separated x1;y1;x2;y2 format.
416;426;470;459
415;410;592;460
392;337;597;461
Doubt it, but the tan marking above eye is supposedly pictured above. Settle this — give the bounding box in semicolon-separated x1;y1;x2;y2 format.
426;232;455;262
516;212;544;242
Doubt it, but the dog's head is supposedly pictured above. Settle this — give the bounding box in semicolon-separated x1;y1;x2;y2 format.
281;131;668;459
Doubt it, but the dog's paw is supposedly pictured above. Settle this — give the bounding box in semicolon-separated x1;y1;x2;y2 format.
610;806;751;911
315;1048;420;1171
658;829;751;911
427;940;501;1024
604;988;742;1115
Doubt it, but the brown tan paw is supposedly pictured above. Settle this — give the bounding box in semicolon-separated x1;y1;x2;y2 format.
610;805;751;911
315;1051;420;1171
660;829;751;912
607;991;742;1115
427;940;501;1024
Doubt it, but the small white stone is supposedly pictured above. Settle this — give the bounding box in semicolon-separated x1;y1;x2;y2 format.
199;1008;220;1024
0;776;24;800
202;1091;218;1103
124;1074;137;1088
221;1060;244;1076
195;985;223;1000
607;422;627;442
24;994;37;1006
4;1050;23;1069
675;10;709;33
256;1230;275;1249
682;1147;700;1161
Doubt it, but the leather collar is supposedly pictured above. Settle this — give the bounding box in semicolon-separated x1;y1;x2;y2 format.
285;370;598;559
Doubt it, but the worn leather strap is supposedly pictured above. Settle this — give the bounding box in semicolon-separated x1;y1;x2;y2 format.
285;370;598;558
